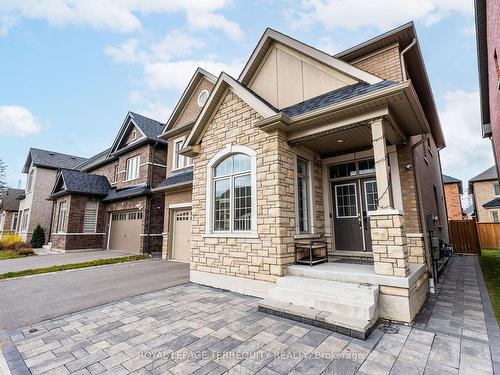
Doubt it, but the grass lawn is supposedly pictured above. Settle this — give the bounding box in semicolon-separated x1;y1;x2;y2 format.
0;251;33;260
479;248;500;325
0;255;149;279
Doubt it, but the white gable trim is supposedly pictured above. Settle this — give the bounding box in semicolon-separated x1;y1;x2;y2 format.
108;113;147;156
184;73;277;148
239;29;382;85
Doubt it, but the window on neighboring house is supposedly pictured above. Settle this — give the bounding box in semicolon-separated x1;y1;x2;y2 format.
26;169;34;192
125;155;140;181
11;212;18;231
296;157;311;233
57;202;67;232
213;153;252;232
21;209;29;231
131;129;137;141
83;201;98;233
494;184;500;196
173;138;193;169
492;211;499;223
113;165;119;183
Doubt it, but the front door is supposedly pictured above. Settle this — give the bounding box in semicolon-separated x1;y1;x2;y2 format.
332;180;378;252
172;210;192;262
333;182;363;251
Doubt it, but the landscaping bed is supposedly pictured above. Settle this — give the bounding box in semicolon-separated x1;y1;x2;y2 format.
479;248;500;325
0;234;35;260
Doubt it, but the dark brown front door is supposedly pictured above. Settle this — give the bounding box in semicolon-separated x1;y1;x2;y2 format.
333;182;363;251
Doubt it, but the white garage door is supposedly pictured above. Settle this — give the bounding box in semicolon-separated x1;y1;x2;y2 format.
109;211;142;254
172;210;192;262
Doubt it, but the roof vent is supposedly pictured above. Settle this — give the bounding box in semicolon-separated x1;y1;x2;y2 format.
49;152;55;155
71;157;76;159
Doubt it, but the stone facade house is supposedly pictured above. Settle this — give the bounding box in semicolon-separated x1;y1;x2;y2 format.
443;175;464;220
16;148;87;243
172;23;448;337
475;0;500;180
153;68;217;262
469;165;500;222
0;188;24;238
48;112;167;253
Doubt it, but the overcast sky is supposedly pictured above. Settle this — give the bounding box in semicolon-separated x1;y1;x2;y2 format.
0;0;493;196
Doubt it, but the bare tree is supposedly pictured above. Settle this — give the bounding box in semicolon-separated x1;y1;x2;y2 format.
0;159;7;195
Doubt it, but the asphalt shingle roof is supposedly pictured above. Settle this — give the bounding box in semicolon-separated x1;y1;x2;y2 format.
77;148;113;171
442;175;462;184
26;148;87;172
282;80;397;117
156;168;193;189
0;188;25;211
483;198;500;208
101;184;152;203
55;169;111;197
470;166;498;182
130;112;165;143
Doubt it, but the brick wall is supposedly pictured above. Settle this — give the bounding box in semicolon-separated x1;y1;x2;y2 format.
444;183;463;220
472;179;499;222
190;90;324;283
352;45;403;82
174;78;214;129
0;211;16;236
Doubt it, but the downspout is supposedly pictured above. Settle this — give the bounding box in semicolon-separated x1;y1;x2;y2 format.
400;38;417;81
146;142;158;254
411;134;434;282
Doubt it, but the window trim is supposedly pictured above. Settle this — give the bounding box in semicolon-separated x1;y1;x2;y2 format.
491;211;499;223
83;201;99;233
112;164;119;184
172;137;193;171
205;145;257;236
197;90;210;107
57;202;67;233
21;209;30;231
363;180;378;213
294;155;315;234
335;182;359;219
494;183;500;197
26;169;34;193
125;155;140;182
11;212;18;231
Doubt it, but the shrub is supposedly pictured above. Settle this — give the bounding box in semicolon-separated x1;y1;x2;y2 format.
15;248;35;256
0;234;23;250
30;225;45;248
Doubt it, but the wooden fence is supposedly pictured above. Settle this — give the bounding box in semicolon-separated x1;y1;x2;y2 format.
448;220;500;253
448;220;481;254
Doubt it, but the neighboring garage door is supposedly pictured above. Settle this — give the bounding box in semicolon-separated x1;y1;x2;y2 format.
109;211;142;254
172;210;192;262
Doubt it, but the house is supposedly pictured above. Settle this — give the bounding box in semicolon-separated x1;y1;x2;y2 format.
475;0;499;180
469;166;500;222
442;175;464;220
16;148;87;243
153;68;217;261
0;188;24;238
168;22;448;336
48;112;167;253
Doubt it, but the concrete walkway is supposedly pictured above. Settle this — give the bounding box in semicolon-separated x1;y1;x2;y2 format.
4;255;498;375
0;250;134;274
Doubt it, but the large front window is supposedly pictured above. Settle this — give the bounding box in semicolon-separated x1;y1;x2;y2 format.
213;154;252;232
57;202;67;232
83;201;98;233
21;209;29;231
125;155;140;181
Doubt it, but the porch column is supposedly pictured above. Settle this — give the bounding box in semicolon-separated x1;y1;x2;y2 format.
370;118;410;277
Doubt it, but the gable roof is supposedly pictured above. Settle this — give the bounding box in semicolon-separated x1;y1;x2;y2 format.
77;148;115;172
483;197;500;208
470;166;498;183
161;68;217;137
22;148;87;173
335;22;445;149
0;188;25;211
282;80;396;117
101;184;152;203
239;28;382;86
50;169;110;199
184;72;278;148
442;175;461;184
108;111;166;156
154;167;193;191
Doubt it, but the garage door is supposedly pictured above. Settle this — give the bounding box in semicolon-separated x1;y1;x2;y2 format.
172;210;192;262
109;211;142;254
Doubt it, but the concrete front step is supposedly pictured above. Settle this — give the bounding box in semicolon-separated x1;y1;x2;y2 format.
276;276;378;301
258;298;377;340
268;286;377;321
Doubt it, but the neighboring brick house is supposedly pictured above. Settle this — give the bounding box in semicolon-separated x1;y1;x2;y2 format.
48;112;167;253
153;68;217;262
0;188;24;238
469;166;500;222
16;148;87;243
475;0;499;180
443;175;464;220
173;23;448;335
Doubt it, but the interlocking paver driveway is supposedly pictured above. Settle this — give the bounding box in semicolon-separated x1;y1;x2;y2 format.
5;278;496;375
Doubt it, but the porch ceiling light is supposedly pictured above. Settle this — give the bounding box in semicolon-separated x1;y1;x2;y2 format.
337;139;344;143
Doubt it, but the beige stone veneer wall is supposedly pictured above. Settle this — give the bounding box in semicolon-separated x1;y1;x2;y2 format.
190;90;324;283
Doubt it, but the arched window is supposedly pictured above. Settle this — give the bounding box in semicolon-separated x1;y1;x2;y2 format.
206;145;257;235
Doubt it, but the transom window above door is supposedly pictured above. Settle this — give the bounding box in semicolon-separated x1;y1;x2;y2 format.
330;158;375;179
